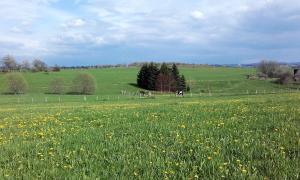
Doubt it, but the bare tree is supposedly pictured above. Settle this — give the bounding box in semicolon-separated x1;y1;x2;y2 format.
5;73;28;94
1;55;18;72
52;64;61;72
257;60;280;78
32;59;47;72
48;78;65;94
70;73;96;94
20;60;31;72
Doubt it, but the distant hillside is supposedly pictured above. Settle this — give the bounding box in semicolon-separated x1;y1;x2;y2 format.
1;66;299;96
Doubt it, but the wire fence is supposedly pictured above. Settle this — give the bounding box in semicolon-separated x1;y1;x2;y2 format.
0;88;299;105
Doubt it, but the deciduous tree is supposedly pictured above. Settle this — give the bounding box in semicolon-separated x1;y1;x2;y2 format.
5;73;28;94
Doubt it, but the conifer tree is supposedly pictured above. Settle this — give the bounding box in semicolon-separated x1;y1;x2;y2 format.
171;63;180;89
179;75;187;91
147;63;159;90
137;64;149;89
160;63;170;75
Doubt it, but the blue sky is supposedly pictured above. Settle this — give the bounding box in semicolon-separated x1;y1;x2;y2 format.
1;0;300;65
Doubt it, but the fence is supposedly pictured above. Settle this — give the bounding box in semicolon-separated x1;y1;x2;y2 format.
0;88;299;105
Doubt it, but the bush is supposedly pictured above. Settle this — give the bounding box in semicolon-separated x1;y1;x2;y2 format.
70;73;96;94
275;72;293;85
5;73;28;94
48;78;64;94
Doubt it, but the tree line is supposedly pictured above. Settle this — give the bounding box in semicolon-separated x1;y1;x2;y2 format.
0;55;60;72
137;63;189;92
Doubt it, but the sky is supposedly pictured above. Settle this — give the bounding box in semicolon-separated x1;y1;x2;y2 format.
0;0;300;66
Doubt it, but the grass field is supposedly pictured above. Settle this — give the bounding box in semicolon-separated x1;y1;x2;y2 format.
0;67;299;179
0;66;295;96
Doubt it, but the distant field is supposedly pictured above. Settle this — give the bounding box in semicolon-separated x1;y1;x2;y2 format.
0;67;299;179
0;67;297;101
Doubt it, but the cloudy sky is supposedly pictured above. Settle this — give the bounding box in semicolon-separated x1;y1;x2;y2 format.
0;0;300;65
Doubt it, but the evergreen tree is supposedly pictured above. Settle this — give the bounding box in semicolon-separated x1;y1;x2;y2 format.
147;63;159;90
137;64;149;89
171;63;180;90
160;63;170;75
179;75;187;91
137;62;187;92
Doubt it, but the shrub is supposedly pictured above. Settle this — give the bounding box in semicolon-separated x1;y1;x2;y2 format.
70;73;96;94
275;72;293;85
48;78;64;94
5;73;28;94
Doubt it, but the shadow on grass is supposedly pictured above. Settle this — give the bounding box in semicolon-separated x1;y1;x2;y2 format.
1;92;26;95
128;83;139;88
66;92;94;95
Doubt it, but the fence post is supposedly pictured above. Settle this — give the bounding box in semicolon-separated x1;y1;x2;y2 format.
45;97;48;103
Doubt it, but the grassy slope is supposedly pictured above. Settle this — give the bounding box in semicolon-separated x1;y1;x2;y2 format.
0;66;296;96
0;93;299;179
0;67;299;178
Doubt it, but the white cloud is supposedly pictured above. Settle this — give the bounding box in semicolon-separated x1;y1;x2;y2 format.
191;11;205;20
1;0;300;63
66;18;86;28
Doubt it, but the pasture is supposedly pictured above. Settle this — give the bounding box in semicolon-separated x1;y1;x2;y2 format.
0;67;299;179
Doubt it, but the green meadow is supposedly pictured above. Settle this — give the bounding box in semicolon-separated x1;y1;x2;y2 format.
0;67;299;179
0;66;295;101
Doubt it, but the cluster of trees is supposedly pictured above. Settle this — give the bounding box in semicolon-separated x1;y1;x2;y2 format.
0;55;59;72
137;63;188;92
256;60;294;84
4;73;96;95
